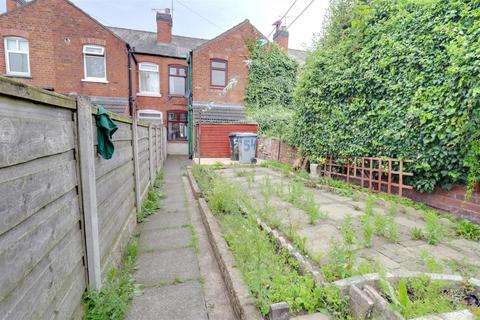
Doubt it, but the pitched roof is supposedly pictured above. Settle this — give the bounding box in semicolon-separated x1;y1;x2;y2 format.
109;26;208;59
288;48;308;64
109;22;307;63
191;19;256;53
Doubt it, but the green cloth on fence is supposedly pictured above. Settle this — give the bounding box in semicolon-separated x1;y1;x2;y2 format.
95;105;118;160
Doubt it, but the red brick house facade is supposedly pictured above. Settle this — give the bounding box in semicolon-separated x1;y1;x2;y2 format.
0;0;131;110
0;0;306;155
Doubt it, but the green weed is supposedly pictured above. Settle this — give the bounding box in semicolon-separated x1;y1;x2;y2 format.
361;214;374;247
382;275;465;318
365;195;375;216
410;227;424;240
423;211;444;245
452;219;480;241
387;202;398;216
385;216;400;243
137;172;164;223
83;239;141;320
419;251;444;273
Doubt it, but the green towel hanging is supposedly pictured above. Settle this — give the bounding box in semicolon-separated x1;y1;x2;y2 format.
95;105;118;160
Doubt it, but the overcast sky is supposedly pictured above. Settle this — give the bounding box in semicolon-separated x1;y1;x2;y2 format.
2;0;330;50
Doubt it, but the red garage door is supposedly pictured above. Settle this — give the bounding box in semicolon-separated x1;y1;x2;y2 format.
196;123;257;157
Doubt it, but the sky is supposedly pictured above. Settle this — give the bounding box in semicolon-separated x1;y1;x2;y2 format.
2;0;330;50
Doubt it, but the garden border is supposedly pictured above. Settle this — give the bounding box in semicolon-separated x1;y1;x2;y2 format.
187;167;262;320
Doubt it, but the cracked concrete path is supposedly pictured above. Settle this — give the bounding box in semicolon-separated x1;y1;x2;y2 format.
126;156;235;320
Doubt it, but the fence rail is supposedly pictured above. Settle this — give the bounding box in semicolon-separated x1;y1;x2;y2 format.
318;156;413;197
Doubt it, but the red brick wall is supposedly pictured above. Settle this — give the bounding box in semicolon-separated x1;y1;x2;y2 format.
191;21;261;105
134;53;188;123
406;185;480;223
258;137;299;165
197;123;257;157
0;0;130;99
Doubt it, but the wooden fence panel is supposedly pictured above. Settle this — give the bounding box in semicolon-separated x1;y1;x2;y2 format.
0;90;85;319
93;121;136;272
0;78;165;318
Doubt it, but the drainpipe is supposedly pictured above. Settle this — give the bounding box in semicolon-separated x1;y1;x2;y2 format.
126;44;137;117
187;51;193;159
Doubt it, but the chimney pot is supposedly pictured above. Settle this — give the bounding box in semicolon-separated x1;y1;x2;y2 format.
156;9;173;44
273;26;289;51
6;0;23;12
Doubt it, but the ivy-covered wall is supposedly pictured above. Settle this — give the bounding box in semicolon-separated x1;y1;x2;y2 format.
245;42;298;142
294;0;480;193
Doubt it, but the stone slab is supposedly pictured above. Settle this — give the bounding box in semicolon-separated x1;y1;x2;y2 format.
139;227;192;252
134;247;199;285
141;212;190;231
125;280;208;320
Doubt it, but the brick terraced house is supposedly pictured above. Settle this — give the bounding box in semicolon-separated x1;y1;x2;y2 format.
0;0;306;156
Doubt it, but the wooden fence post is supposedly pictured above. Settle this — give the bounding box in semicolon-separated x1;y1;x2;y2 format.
148;125;155;183
76;96;101;289
132;120;142;213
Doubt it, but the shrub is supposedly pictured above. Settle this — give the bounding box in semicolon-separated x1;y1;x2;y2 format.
294;0;480;193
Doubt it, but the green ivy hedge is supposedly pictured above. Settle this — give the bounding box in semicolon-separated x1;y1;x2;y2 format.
245;41;299;142
294;0;480;193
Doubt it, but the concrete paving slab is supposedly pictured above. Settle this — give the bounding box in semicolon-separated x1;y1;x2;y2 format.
141;212;190;231
139;227;192;252
126;280;208;320
135;246;200;285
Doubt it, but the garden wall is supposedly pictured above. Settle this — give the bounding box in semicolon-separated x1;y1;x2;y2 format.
0;77;166;319
258;137;299;165
258;138;480;222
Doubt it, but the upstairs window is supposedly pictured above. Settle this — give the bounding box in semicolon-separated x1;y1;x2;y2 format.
4;37;30;76
139;62;160;95
168;65;186;96
83;45;106;82
210;59;227;87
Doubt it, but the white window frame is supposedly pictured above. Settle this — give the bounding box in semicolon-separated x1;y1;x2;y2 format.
82;45;107;83
138;62;161;97
4;37;30;77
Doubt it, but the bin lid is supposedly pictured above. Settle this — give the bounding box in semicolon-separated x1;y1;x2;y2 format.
236;132;257;137
228;132;241;137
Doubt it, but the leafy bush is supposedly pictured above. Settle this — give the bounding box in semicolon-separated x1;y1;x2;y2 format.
294;0;480;192
245;41;299;141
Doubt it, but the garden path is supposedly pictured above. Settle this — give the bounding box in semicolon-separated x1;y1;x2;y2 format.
126;156;235;320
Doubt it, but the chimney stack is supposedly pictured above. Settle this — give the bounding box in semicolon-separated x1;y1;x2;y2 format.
273;25;289;51
6;0;24;12
156;8;172;44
